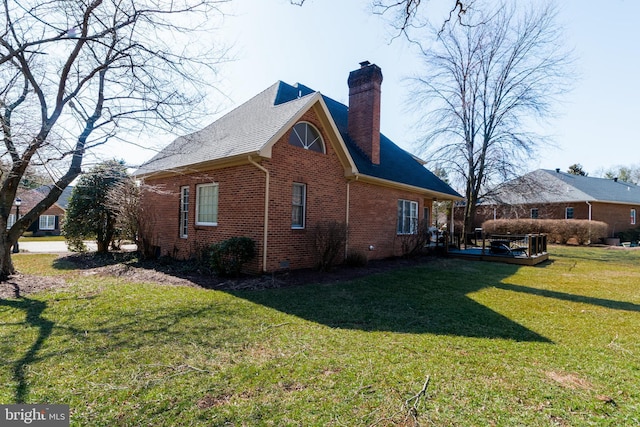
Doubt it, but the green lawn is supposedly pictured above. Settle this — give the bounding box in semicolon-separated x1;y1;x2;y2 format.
1;246;639;426
19;235;66;242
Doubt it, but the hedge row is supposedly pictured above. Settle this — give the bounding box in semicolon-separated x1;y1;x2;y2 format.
481;219;608;245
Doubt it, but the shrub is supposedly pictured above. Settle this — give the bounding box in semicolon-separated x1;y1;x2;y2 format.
312;221;348;271
481;219;608;245
208;237;256;276
344;250;368;268
399;219;431;257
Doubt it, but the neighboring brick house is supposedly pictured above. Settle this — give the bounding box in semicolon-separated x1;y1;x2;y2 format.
10;185;74;236
473;169;640;237
135;62;462;272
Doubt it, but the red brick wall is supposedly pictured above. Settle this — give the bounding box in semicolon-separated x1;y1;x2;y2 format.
142;107;435;272
260;109;348;271
348;181;430;259
591;202;639;236
141;164;266;272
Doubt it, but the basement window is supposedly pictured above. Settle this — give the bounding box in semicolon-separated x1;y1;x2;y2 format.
289;122;325;154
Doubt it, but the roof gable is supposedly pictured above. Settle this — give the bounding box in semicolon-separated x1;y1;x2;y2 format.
135;80;462;199
136;82;316;176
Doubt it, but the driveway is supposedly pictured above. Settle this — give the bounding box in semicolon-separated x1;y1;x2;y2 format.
17;241;136;253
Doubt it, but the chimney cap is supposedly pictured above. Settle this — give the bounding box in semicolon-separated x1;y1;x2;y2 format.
359;60;371;68
555;168;560;173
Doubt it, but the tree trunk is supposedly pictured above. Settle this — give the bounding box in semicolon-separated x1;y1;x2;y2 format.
0;241;17;280
96;240;109;253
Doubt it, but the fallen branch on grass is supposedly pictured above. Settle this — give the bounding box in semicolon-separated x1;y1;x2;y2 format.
404;375;431;423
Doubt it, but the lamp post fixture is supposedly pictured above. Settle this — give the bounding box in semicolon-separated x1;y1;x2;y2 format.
12;198;21;253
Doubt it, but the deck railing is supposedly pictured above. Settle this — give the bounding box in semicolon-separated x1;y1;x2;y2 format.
482;233;548;258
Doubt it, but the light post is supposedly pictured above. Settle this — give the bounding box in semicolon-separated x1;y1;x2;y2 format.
12;198;21;253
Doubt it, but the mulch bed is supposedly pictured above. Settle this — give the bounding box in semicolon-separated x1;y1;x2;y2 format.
1;252;436;299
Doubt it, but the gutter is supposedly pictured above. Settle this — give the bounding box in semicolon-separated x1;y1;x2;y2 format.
248;156;270;272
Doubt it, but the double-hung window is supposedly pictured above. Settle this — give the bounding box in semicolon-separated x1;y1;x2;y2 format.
397;200;418;235
531;208;539;219
196;183;218;226
292;183;306;229
632;208;637;225
180;186;189;238
39;215;56;230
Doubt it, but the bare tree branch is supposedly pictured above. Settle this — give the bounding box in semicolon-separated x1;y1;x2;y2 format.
410;1;573;238
0;0;229;278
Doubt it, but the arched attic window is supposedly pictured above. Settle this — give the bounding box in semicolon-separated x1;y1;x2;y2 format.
288;122;326;154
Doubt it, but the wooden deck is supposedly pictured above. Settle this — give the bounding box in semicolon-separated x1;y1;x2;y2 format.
446;233;550;266
448;248;549;266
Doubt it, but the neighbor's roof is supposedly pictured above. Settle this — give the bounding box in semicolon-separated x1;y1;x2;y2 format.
136;80;462;199
486;169;640;205
17;185;74;210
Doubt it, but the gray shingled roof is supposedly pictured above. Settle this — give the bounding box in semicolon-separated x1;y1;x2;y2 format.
135;82;316;175
487;169;640;205
135;80;462;200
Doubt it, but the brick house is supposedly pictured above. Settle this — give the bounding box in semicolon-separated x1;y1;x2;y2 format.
10;185;74;236
473;169;640;237
135;62;462;272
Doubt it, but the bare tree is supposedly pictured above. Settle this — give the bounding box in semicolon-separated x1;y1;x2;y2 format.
410;1;572;239
291;0;471;33
0;0;227;278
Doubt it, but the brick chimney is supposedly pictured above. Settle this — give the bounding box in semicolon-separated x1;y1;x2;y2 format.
348;61;383;165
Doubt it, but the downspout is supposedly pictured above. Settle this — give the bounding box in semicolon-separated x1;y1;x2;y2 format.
345;180;351;259
248;156;269;272
586;201;592;244
450;204;455;246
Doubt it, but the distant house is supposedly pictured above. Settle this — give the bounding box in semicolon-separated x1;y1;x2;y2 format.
135;62;462;272
473;169;640;237
10;185;74;236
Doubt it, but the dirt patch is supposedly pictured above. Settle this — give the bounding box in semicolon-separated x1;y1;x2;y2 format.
545;371;594;391
0;274;69;299
1;252;436;299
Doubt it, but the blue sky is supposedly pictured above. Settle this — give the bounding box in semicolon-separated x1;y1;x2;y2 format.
130;0;639;177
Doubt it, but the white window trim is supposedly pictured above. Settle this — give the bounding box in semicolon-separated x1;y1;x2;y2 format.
397;199;419;235
632;208;637;225
39;215;56;230
292;183;306;229
195;183;219;226
180;186;189;238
